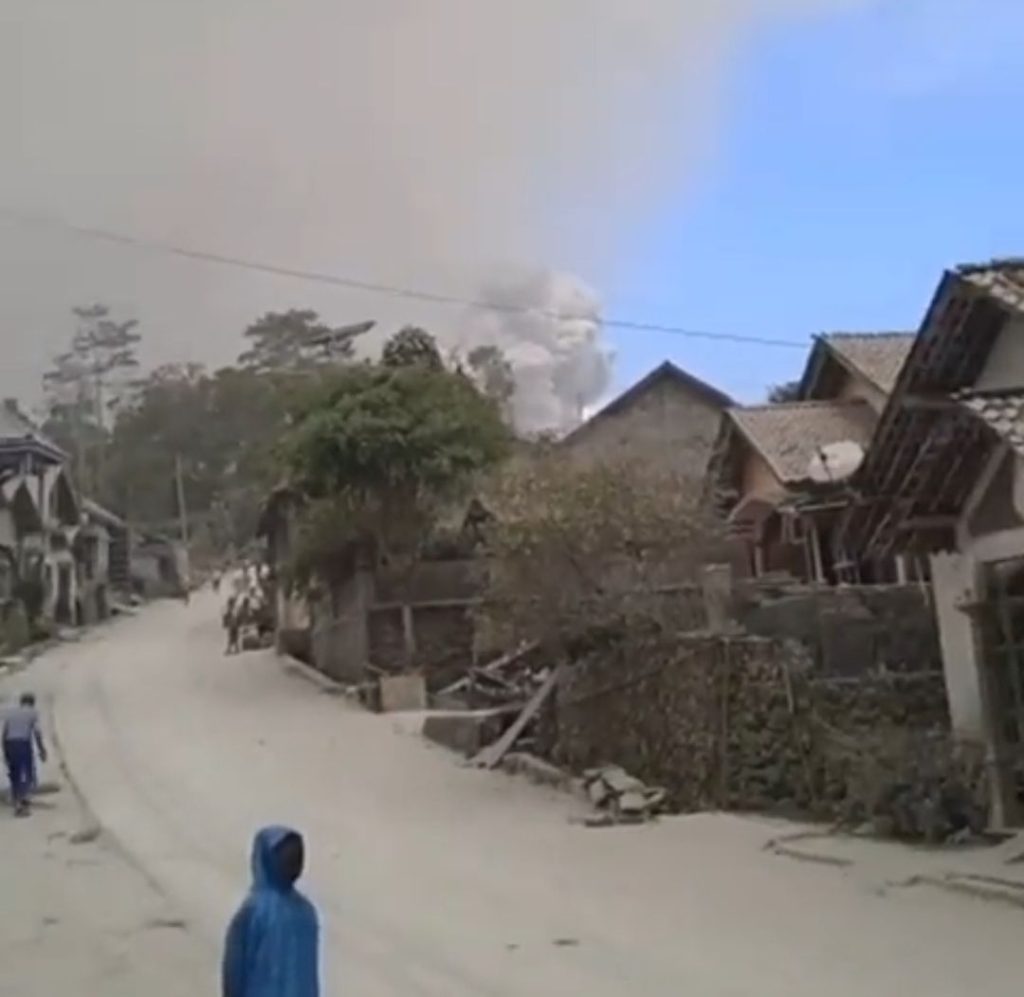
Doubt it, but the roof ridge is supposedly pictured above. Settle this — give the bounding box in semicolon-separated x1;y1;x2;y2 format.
730;398;870;414
821;331;914;340
957;257;1024;275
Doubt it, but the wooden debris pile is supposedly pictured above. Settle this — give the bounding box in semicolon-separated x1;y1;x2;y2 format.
434;642;544;711
470;665;562;769
579;765;668;827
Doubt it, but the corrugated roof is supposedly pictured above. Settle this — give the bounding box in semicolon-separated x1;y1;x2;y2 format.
727;399;877;485
958;388;1024;457
822;332;915;394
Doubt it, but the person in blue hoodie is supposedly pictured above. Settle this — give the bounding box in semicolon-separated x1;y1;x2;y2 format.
223;826;320;997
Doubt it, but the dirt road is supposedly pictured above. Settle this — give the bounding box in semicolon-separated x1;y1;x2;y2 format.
36;593;1023;995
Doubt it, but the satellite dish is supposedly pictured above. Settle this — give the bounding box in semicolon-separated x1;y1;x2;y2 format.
807;440;864;483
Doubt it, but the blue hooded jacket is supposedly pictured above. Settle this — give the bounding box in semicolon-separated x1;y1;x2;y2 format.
222;826;320;997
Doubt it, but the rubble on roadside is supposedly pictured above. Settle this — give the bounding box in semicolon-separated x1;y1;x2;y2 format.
432;641;543;711
576;765;668;827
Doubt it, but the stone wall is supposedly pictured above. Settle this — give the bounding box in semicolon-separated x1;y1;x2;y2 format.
544;629;956;819
735;581;940;677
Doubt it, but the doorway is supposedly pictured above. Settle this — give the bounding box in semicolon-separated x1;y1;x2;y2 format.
978;557;1024;819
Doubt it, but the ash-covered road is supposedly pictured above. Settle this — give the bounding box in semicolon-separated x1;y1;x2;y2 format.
43;593;1022;996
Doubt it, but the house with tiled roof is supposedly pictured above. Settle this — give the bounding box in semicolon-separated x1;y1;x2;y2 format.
800;332;915;413
832;259;1024;821
0;399;85;625
709;332;912;583
560;360;732;479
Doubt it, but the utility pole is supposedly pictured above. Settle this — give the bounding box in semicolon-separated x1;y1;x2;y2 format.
174;454;190;547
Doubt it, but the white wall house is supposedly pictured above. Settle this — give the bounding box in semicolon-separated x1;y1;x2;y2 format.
842;262;1024;825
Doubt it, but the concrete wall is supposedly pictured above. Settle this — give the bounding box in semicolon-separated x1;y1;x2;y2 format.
924;446;1024;827
736;581;941;677
740;447;783;501
563;376;724;477
929;448;1024;747
310;568;372;682
930;551;986;739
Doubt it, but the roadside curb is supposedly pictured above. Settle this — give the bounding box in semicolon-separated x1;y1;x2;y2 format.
893;873;1024;911
277;652;345;696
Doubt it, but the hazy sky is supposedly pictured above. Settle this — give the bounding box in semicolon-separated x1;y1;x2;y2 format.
2;1;1021;418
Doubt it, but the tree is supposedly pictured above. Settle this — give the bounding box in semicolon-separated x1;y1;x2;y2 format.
467;345;516;417
42;304;142;495
280;361;510;581
381;326;444;370
767;380;802;403
481;458;723;650
106;364;288;548
238;309;368;373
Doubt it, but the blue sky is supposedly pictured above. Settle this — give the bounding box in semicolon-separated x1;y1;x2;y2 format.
605;0;1024;404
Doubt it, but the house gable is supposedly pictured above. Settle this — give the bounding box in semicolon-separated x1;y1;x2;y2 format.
800;333;914;414
841;259;1024;557
560;361;732;475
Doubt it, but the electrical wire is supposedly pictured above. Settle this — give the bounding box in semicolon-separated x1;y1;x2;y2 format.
0;207;810;349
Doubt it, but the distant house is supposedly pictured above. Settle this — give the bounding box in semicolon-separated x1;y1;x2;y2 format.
559;360;732;478
76;499;130;621
130;532;188;599
835;260;1024;822
0;400;82;624
709;332;914;583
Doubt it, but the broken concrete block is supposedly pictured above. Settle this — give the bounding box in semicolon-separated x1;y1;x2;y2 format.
600;766;645;795
422;708;513;757
587;779;612;808
379;673;427;712
617;790;649;815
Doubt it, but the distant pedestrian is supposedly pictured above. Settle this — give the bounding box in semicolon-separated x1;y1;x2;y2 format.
224;597;241;655
223;826;320;997
3;692;47;817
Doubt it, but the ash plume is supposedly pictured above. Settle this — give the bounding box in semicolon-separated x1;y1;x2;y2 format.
0;1;863;411
457;271;613;434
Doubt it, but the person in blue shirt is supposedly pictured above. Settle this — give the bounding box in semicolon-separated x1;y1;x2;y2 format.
223;826;320;997
3;692;47;816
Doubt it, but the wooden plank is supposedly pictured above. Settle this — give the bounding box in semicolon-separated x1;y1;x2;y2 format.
471;665;563;769
478;641;539;676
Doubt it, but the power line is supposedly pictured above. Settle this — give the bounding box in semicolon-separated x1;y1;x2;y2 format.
0;207;810;350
